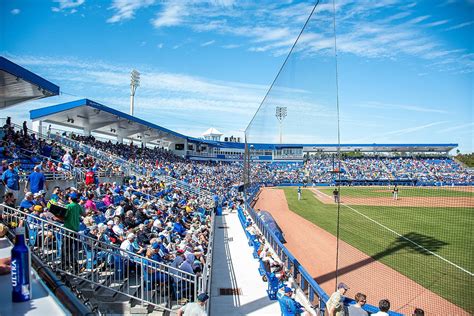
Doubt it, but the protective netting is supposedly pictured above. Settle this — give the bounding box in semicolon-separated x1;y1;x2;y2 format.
245;0;473;315
245;1;338;145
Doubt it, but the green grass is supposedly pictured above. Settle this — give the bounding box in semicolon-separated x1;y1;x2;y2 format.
282;187;474;314
318;186;473;198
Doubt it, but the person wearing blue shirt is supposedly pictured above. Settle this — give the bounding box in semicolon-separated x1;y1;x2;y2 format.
25;166;48;194
173;221;187;236
19;192;36;212
1;163;20;199
278;287;308;316
42;144;52;157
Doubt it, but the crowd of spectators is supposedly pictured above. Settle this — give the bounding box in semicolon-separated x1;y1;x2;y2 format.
303;156;473;185
1;120;127;184
11;174;214;280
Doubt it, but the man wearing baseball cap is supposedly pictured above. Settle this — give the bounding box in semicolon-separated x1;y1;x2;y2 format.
279;286;310;316
64;192;83;232
61;191;84;271
326;282;349;316
177;292;209;316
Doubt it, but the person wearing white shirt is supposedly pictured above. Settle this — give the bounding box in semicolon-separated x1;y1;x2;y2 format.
120;233;144;257
371;299;390;316
177;293;208;316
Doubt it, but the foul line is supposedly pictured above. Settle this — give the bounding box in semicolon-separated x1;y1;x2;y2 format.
313;188;474;276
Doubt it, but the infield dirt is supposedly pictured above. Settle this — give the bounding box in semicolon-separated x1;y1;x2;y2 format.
311;188;474;208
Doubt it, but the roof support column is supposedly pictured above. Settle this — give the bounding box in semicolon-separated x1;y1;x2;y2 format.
82;115;91;136
117;134;124;143
184;138;188;158
32;120;42;136
141;132;146;148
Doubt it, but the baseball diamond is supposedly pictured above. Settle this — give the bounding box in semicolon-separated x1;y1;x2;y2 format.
254;186;473;315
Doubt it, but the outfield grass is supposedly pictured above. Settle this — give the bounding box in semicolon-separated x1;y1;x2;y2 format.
318;186;473;198
282;187;474;314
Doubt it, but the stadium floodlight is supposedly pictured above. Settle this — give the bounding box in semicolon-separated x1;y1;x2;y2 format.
130;69;140;116
275;106;287;144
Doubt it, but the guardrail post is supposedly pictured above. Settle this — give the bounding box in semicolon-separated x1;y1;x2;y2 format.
293;258;300;279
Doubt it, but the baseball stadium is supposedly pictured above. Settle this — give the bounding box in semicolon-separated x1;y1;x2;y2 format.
1;1;473;316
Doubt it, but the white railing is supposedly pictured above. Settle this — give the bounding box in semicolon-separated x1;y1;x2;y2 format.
155;174;214;202
16;146;86;183
0;205;201;312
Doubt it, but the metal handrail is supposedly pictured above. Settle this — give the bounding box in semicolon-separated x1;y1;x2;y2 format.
156;174;214;200
198;211;215;313
15;145;87;182
0;204;199;312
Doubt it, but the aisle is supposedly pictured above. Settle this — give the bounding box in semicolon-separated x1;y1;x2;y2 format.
209;209;281;315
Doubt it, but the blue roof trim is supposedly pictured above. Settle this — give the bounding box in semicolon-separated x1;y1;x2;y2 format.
30;99;187;139
30;99;87;119
0;56;59;95
186;139;457;150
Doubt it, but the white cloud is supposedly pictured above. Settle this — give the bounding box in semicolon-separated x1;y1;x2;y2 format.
424;20;449;27
107;0;155;23
406;15;431;24
445;21;474;31
157;43;164;49
382;122;449;137
52;0;85;12
201;40;215;47
11;9;21;15
359;102;448;114
222;44;240;49
437;122;474;133
152;3;186;28
147;1;472;74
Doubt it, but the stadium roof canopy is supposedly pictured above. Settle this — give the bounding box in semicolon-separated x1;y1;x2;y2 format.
29;98;458;153
30;98;187;145
0;56;59;109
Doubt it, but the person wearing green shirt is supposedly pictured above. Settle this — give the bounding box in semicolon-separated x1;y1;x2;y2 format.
61;192;83;271
63;192;83;232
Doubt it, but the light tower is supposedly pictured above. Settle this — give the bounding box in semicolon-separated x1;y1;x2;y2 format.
275;106;287;144
130;69;140;116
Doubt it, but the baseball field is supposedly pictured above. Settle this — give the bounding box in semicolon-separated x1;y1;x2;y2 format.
255;186;473;315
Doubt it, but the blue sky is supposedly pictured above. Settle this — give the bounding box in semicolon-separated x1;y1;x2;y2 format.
1;0;473;152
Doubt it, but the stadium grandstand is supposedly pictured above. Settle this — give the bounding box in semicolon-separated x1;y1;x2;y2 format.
1;1;473;316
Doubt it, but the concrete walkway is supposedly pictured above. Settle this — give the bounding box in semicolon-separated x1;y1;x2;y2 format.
209;209;281;315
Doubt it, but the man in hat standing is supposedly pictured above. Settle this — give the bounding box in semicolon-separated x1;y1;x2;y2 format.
1;163;20;199
177;292;209;316
24;165;48;194
61;192;84;271
326;282;349;316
